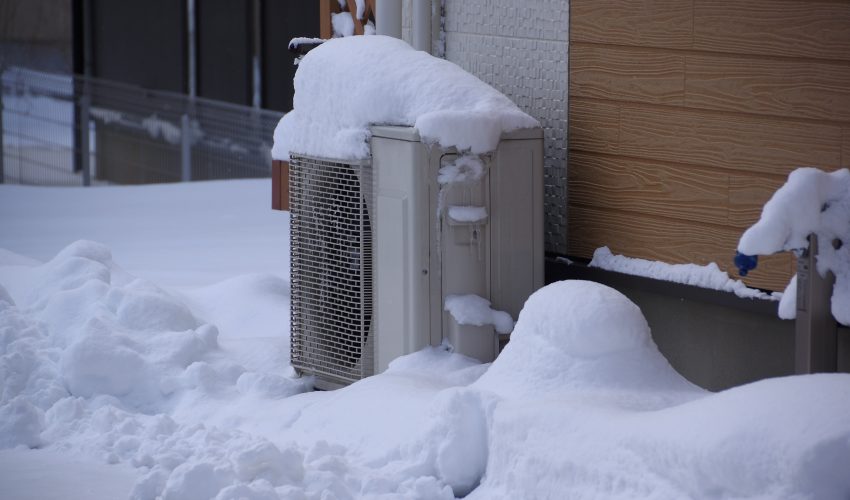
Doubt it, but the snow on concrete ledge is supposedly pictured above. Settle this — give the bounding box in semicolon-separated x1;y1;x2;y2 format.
589;246;779;301
272;36;539;161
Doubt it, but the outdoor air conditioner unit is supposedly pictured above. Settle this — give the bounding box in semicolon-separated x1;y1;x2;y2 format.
290;125;544;389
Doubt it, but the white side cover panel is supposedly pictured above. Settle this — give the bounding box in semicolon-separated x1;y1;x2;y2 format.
371;135;433;373
371;126;544;372
489;137;545;319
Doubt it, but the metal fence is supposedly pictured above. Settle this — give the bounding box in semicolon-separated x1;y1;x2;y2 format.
0;66;283;186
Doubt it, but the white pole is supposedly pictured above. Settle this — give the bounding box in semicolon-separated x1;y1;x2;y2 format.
412;0;431;52
376;0;402;39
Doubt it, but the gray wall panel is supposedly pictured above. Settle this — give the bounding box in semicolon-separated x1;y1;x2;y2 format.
444;0;569;254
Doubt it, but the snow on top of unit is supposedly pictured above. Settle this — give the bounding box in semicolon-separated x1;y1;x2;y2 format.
737;167;850;325
589;247;778;301
444;294;514;334
272;36;539;161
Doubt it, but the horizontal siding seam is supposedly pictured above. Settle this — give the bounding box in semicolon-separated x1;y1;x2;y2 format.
567;40;850;67
566;201;744;234
568;95;850;129
566;149;792;181
446;29;568;44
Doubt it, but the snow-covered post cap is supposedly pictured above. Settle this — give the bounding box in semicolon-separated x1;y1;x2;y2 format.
736;167;850;326
271;35;539;162
737;168;850;258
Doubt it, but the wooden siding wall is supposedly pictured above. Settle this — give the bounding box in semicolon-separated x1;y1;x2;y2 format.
568;0;850;291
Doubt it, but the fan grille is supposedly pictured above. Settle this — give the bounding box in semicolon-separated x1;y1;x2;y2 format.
289;155;373;385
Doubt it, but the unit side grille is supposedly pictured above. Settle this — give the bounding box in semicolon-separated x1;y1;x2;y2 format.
289;154;373;385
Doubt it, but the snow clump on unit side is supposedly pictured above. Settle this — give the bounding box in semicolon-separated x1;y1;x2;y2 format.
738;167;850;325
437;155;485;185
272;36;538;161
447;206;487;223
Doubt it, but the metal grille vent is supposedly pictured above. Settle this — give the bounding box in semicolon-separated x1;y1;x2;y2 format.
289;154;373;386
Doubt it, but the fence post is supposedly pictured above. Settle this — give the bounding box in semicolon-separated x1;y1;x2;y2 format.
181;113;192;182
0;86;5;184
79;87;91;186
795;234;837;373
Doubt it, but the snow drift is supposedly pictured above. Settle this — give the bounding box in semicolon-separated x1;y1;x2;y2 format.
469;280;850;499
2;180;850;499
271;36;538;161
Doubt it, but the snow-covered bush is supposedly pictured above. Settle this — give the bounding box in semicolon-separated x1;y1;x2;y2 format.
737;167;850;325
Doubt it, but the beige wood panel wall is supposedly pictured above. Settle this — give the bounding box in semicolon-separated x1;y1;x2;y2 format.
568;0;850;291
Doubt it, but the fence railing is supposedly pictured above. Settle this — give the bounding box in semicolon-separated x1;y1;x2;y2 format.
0;66;283;186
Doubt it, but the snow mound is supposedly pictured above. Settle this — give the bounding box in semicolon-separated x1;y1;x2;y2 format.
476;280;701;403
6;240;228;412
0;238;304;420
738;167;850;324
272;36;538;161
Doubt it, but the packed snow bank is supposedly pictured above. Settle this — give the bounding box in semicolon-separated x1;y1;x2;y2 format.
738;167;850;324
590;246;779;301
272;36;538;161
471;373;850;500
0;240;307;416
469;280;850;499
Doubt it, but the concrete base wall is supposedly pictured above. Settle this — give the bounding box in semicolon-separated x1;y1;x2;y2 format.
550;261;850;391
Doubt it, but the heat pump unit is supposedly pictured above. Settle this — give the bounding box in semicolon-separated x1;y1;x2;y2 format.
290;126;543;388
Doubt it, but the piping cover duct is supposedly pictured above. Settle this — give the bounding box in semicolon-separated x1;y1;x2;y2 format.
412;0;431;52
376;0;402;39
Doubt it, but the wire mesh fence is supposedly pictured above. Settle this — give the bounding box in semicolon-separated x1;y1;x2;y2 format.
0;66;283;186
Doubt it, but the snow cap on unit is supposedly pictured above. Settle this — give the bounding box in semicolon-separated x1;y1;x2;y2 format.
272;35;539;161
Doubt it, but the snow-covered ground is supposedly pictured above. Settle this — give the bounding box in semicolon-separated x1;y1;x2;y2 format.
2;180;850;500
